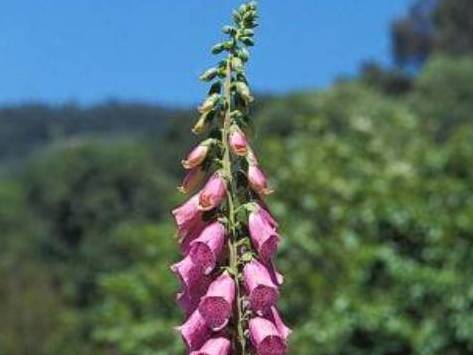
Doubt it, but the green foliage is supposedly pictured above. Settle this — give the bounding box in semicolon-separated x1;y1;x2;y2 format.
410;55;473;138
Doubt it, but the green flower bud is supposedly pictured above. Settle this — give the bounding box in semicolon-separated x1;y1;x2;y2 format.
237;48;250;62
198;93;220;114
222;25;237;35
199;68;218;82
236;82;254;104
241;37;255;46
241;29;255;37
211;43;225;55
231;57;244;71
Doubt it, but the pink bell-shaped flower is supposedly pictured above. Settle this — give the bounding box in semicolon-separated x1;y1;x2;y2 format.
244;259;279;315
265;307;292;340
176;274;212;316
249;206;280;261
198;272;235;331
190;337;231;355
189;221;226;274
172;194;203;238
182;141;212;169
229;128;249;156
249;317;287;355
248;163;273;195
171;255;211;292
177;309;212;351
179;167;206;194
198;173;227;211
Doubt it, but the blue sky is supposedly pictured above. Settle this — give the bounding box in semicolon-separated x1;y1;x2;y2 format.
0;0;413;106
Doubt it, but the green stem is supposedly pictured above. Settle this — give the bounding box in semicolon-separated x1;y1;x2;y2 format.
222;57;247;354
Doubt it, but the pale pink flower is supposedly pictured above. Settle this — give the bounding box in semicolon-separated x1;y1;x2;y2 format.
182;143;210;169
249;206;280;261
190;337;231;355
199;272;235;331
248;163;273;195
177;309;211;351
172;194;203;238
249;317;287;355
189;221;226;274
244;259;279;315
229;128;249;156
179;168;206;194
198;173;227;211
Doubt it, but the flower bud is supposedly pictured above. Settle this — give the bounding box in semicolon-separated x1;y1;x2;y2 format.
179;168;205;194
198;93;220;114
198;173;227;211
199;68;218;82
229;127;249;156
231;57;244;71
236;81;254;103
248;163;273;195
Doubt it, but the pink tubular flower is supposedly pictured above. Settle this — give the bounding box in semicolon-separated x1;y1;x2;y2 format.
171;255;210;292
190;337;231;355
244;259;279;315
229;128;249;156
177;309;212;351
249;317;287;355
248;163;273;195
198;173;227;211
198;272;235;331
265;307;292;340
189;221;226;274
177;275;212;316
182;142;211;169
172;194;203;237
179;168;206;194
249;206;280;261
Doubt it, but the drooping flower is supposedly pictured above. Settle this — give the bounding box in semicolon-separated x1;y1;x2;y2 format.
179;167;206;194
229;127;249;156
177;309;212;351
189;221;226;274
190;337;231;355
265;306;292;340
249;205;280;261
176;275;213;316
249;317;287;355
243;259;279;315
182;141;213;169
172;194;203;238
198;173;227;211
248;162;273;195
171;255;211;292
198;272;235;331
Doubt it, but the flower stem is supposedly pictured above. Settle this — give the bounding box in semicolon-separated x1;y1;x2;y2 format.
222;57;247;354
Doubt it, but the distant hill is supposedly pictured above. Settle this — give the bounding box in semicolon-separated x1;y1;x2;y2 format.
0;102;192;163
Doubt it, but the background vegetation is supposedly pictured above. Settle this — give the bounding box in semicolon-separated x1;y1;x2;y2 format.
1;0;473;354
